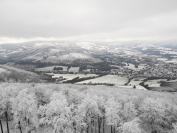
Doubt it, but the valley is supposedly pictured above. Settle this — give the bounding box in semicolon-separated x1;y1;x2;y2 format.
1;41;177;92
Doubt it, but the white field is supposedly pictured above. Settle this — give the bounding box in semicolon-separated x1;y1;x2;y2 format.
77;75;128;86
144;79;167;87
135;85;147;90
118;85;147;90
157;57;168;62
51;74;98;81
127;78;147;90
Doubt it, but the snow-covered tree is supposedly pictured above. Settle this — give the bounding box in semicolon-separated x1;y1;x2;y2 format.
11;89;38;132
94;96;106;133
139;97;177;133
34;87;50;106
105;98;122;133
0;86;20;119
122;100;137;122
0;88;11;118
63;89;84;105
39;91;74;133
172;123;177;133
78;94;100;133
122;118;144;133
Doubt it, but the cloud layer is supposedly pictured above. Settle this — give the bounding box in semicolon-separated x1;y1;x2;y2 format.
0;0;177;41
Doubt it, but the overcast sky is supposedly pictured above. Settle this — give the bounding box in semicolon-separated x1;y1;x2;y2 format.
0;0;177;42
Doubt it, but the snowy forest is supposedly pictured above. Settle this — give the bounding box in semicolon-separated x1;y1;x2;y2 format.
0;83;177;133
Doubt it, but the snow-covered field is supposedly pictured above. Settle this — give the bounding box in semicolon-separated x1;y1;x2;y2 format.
157;57;168;62
144;79;167;87
51;73;98;81
77;75;128;86
128;78;147;90
118;85;147;90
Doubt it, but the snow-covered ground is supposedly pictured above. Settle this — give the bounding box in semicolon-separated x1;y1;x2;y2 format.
118;85;147;90
128;78;145;86
51;73;98;81
77;75;128;86
135;85;147;90
144;79;167;87
157;57;168;62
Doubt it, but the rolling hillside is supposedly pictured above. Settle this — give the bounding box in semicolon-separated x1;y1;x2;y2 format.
0;65;41;82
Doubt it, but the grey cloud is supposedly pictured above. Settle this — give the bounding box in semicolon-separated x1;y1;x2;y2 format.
0;0;177;40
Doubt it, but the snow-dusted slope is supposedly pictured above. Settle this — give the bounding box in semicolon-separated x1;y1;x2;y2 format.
0;65;41;82
0;41;103;64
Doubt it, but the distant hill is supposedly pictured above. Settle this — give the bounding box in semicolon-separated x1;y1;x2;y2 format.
0;41;177;66
0;41;102;65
